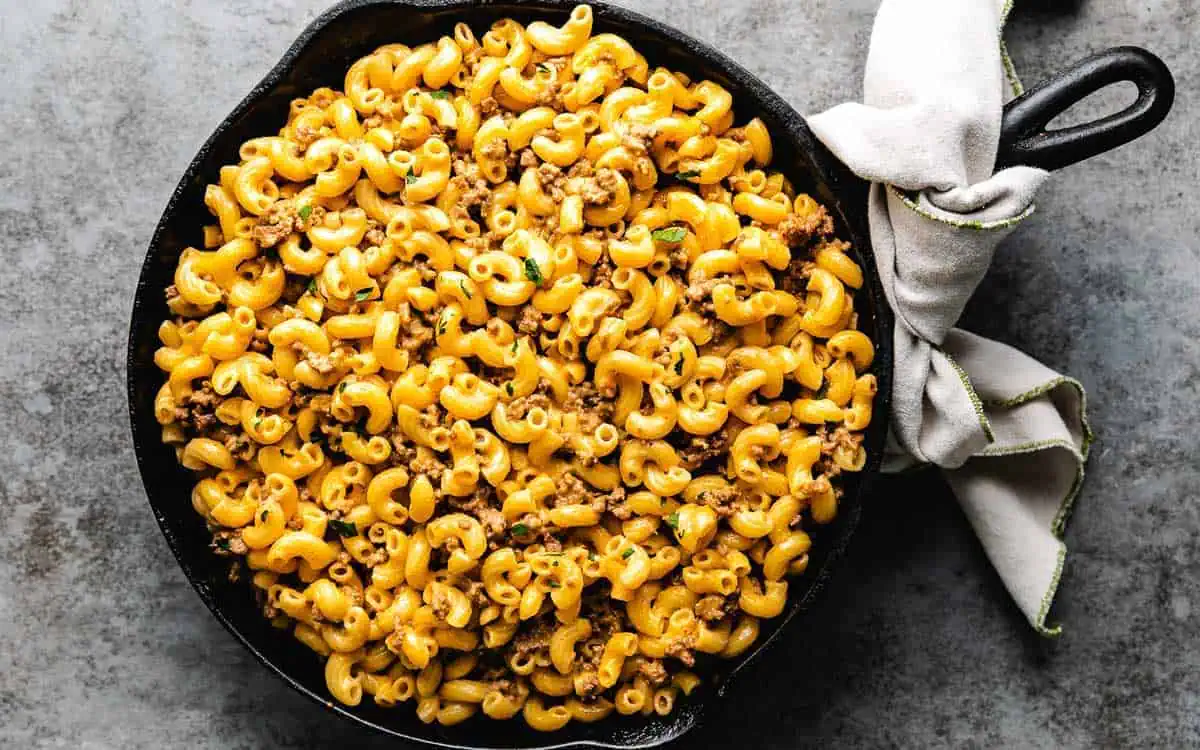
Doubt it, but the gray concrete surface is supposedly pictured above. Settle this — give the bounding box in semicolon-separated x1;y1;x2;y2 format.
1;0;1196;747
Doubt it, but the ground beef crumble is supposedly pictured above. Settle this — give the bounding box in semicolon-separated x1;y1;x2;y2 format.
252;199;323;248
777;199;834;247
685;276;726;304
635;658;669;686
780;256;817;295
585;597;624;640
297;344;337;374
814;424;865;478
622;123;656;153
665;635;697;667
550;474;627;519
430;585;453;621
364;222;385;247
396;307;435;355
506;391;550;420
510;618;555;658
447;486;508;546
818;424;864;453
575;668;601;696
293;123;322;148
695;594;737;622
683;275;732;322
554;472;597;509
212;531;248;556
174;383;220;433
535;162;567;200
219;429;255;461
479;136;508;162
698;485;742;518
394;444;446;480
540;530;563;552
451;159;491;211
563;382;613;428
587;253;616;288
678;428;732;471
573;167;620;205
516;305;542;336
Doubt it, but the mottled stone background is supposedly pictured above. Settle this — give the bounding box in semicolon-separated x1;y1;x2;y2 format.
1;0;1196;747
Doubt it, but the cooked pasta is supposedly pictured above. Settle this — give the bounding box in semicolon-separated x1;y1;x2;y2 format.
154;4;875;730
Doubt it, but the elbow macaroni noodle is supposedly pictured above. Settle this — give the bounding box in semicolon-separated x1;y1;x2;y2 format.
155;4;876;731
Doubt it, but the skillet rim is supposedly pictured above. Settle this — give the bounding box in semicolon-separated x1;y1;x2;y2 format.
125;1;893;747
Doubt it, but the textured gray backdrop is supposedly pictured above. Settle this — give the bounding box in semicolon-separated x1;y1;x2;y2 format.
1;0;1196;747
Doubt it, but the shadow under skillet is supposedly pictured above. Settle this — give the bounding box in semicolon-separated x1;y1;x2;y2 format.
154;590;411;750
1008;0;1085;19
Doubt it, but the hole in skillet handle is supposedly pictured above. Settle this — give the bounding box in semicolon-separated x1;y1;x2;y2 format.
996;46;1174;171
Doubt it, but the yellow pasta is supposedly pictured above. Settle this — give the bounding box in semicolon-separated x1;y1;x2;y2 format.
154;4;876;731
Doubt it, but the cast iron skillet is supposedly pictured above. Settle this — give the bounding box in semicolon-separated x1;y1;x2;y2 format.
125;1;1173;747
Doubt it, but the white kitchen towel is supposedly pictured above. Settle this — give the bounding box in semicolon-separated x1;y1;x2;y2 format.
807;0;1093;634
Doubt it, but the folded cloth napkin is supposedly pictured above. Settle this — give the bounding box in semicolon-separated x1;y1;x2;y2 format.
807;0;1093;634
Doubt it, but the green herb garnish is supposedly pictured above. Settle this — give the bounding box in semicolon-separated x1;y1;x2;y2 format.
651;226;687;243
459;279;472;299
405;171;418;185
338;382;347;393
329;519;358;537
355;288;373;302
298;204;313;221
437;313;449;336
523;257;544;284
429;90;452;100
676;169;701;180
536;62;552;74
674;354;684;375
545;579;561;588
306;278;318;295
260;509;269;522
511;339;519;354
621;547;634;559
666;512;680;531
214;537;231;550
512;522;529;536
506;382;514;397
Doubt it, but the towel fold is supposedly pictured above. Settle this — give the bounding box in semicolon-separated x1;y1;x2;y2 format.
807;0;1093;634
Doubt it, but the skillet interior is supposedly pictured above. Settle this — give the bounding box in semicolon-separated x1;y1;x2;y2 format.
126;1;892;747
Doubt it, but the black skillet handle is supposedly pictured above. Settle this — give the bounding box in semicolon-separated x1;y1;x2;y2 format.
996;46;1174;171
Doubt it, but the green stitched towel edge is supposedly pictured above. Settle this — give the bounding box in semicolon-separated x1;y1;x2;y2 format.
965;374;1095;636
